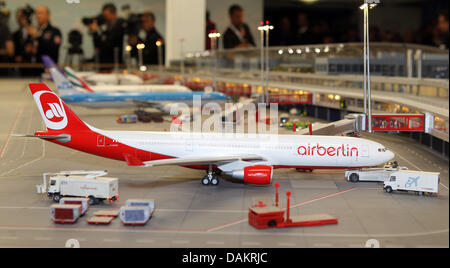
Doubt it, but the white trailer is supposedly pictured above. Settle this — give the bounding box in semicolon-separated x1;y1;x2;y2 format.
384;170;440;195
45;175;119;204
345;161;407;182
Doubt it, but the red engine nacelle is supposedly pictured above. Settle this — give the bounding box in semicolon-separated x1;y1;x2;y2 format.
231;165;273;185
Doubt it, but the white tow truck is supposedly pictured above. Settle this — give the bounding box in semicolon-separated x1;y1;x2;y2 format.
384;170;440;195
345;161;408;183
36;170;119;205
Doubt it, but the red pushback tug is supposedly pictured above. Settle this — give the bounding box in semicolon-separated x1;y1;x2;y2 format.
248;182;338;229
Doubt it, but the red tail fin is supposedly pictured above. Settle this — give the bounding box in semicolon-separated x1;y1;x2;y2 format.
30;83;90;132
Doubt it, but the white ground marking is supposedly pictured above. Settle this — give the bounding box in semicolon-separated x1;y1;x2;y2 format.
0;102;25;159
241;241;261;246
313;243;332;247
0;139;45;177
171;240;189;244
0;236;18;240
206;241;225;245
277;242;296;247
33;237;52;241
103;238;121;243
0;226;447;240
136;239;155;244
20;104;34;158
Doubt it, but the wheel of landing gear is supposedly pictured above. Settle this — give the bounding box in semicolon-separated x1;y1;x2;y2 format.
211;176;219;186
349;173;359;183
202;176;210;185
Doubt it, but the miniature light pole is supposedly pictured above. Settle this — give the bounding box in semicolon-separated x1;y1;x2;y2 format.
179;37;185;85
125;45;132;71
257;22;274;105
285;191;292;223
136;42;146;72
258;22;265;104
360;0;378;132
156;38;163;73
208;30;221;92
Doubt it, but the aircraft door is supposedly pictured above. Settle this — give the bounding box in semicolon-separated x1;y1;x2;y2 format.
97;135;105;147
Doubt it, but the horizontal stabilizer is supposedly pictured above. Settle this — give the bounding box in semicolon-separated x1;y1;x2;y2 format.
12;134;71;143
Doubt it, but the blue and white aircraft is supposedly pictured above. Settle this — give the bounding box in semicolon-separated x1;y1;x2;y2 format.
44;60;230;110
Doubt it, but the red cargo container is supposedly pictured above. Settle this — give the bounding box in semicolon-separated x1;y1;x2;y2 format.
60;197;89;215
50;204;82;224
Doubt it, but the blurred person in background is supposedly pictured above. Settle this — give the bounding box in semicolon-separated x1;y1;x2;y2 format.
88;3;125;69
295;12;315;45
272;16;294;46
140;11;164;65
436;11;449;49
13;8;36;63
0;7;13;64
12;7;39;76
26;6;62;63
223;4;255;49
403;29;416;44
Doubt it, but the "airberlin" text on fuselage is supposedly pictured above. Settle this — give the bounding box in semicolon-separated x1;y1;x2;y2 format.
297;144;358;157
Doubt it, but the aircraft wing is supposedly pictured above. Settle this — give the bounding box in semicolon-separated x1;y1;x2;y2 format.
142;154;265;167
131;99;163;109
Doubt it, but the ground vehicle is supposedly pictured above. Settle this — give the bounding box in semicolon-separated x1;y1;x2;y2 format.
248;183;337;229
46;175;119;204
384;170;440;195
345;161;407;182
117;114;137;124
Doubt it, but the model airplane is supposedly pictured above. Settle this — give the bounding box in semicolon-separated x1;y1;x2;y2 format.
46;64;228;111
17;83;395;186
42;56;191;93
66;66;192;93
65;68;144;86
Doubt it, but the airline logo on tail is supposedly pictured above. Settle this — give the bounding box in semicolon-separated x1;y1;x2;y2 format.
33;90;68;130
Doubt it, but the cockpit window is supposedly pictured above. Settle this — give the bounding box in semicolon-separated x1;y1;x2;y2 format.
378;148;387;152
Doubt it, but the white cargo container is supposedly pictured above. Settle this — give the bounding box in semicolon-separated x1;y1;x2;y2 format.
384;170;440;195
47;175;119;205
119;206;152;225
345;161;408;182
125;199;155;212
60;197;90;215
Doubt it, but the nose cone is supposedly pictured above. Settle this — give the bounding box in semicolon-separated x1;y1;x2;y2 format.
385;150;395;163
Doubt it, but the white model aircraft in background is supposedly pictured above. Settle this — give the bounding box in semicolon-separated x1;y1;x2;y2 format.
18;83;395;186
66;67;144;86
43;56;191;93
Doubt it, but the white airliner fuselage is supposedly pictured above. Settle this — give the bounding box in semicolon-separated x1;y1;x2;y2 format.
24;83;395;186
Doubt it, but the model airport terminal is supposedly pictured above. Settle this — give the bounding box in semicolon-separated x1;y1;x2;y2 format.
0;0;448;249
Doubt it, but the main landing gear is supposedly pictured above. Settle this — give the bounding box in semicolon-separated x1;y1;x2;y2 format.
202;165;220;186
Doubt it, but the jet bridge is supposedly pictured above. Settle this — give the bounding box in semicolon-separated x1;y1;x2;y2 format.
298;113;434;136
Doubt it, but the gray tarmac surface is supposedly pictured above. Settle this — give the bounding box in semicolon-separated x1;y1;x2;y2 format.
0;79;448;248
